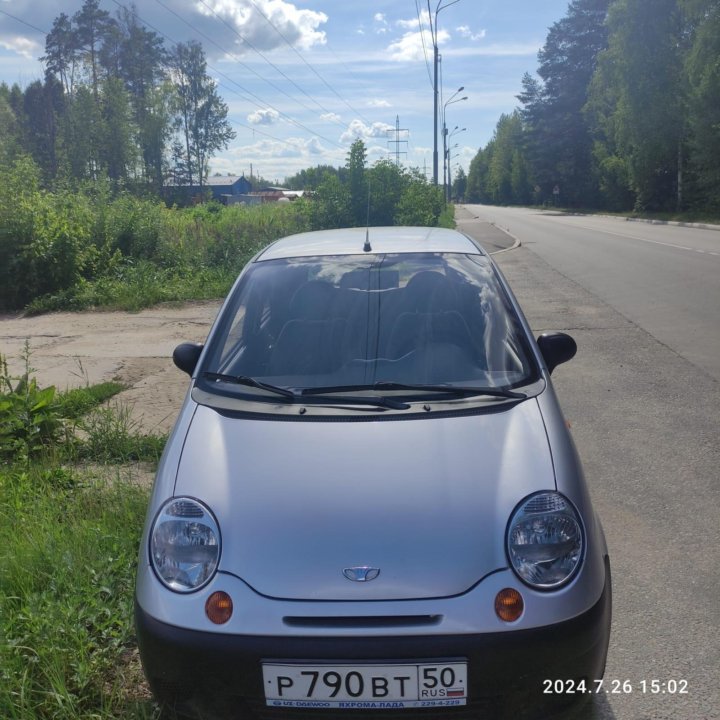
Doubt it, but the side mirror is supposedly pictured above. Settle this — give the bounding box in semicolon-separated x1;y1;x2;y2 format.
537;332;577;375
173;342;204;376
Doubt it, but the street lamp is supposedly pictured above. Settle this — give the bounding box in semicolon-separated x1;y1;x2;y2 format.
429;0;461;185
442;90;467;200
442;125;457;192
447;143;460;201
447;128;466;197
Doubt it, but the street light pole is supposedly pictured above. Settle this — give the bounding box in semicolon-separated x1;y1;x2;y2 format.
447;143;459;200
433;41;439;186
446;126;466;201
429;0;460;186
442;90;467;200
443;124;457;200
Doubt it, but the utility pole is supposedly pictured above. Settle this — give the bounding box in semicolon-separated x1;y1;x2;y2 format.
433;40;439;185
387;115;409;166
428;0;461;186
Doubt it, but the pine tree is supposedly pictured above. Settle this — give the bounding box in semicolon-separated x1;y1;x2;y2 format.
518;0;610;206
589;0;686;211
169;41;235;191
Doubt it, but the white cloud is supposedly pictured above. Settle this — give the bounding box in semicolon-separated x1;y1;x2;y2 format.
340;119;393;144
305;137;324;155
387;28;449;62
210;134;342;181
445;42;542;57
456;25;486;42
373;12;389;34
247;107;280;125
396;16;422;31
194;0;327;54
367;143;389;158
0;0;328;67
0;35;40;59
231;135;330;161
321;112;342;123
367;99;390;108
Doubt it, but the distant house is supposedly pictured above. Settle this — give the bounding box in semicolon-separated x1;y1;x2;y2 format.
227;188;307;206
164;175;253;205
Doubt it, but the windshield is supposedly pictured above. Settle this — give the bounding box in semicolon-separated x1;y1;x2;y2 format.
200;252;538;396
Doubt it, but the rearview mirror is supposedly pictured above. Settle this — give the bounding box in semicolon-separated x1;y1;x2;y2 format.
173;342;204;376
537;333;577;375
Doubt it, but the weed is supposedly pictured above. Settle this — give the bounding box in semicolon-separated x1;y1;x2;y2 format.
0;468;159;719
0;347;166;718
78;403;166;465
56;382;126;420
0;345;62;463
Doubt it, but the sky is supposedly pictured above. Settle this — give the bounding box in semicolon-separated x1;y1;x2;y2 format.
0;0;572;183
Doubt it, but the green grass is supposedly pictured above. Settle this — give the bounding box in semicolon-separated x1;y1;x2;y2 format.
76;403;167;465
25;263;238;315
57;382;127;419
0;468;159;719
1;363;166;718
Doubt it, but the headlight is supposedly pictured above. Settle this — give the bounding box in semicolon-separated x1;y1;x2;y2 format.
506;492;583;589
150;497;220;593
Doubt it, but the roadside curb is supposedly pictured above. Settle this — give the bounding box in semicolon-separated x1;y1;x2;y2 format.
538;209;720;232
619;216;720;232
488;223;522;254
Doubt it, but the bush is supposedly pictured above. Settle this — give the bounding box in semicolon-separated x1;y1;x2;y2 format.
0;158;101;309
0;151;453;314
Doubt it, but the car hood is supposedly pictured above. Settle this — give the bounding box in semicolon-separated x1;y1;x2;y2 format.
175;401;556;601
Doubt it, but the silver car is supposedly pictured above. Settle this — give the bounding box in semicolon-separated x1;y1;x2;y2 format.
135;227;611;720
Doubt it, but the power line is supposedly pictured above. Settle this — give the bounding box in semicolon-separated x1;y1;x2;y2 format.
109;0;345;150
195;0;347;128
0;8;47;36
414;0;433;89
246;0;374;126
150;0;344;147
4;3;383;160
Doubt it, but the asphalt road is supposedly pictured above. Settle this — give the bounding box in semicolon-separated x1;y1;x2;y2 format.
458;205;720;382
459;206;719;720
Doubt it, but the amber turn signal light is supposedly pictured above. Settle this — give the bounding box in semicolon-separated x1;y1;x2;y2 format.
495;588;524;622
206;591;233;624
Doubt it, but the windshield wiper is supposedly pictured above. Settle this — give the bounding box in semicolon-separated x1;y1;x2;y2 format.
202;373;409;410
374;381;527;400
303;382;525;400
202;372;297;400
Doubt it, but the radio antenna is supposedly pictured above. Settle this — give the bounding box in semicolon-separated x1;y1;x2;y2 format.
363;179;372;252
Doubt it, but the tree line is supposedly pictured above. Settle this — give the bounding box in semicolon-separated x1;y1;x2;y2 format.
303;139;450;229
465;0;720;213
0;0;234;192
0;137;448;312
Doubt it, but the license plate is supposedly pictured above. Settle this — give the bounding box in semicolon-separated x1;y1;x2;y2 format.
262;661;468;709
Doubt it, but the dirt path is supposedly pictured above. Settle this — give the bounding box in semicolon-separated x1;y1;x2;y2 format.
1;301;221;434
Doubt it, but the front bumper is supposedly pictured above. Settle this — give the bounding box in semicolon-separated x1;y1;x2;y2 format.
136;558;611;720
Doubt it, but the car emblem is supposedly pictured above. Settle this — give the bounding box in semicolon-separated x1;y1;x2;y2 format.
343;566;380;582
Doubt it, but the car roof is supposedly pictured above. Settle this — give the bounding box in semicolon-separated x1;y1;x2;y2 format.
256;226;484;261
